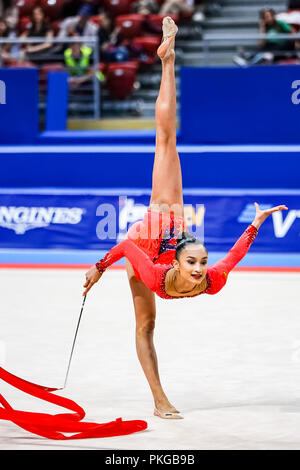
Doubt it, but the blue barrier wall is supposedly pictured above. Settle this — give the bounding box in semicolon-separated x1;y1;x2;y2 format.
180;65;300;144
0;146;299;189
46;72;68;131
1;66;300;145
0;68;38;144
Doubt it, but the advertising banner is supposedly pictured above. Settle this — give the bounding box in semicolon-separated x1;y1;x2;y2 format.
0;190;299;254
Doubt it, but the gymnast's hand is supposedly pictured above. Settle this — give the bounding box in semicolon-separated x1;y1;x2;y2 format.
252;202;288;230
83;265;103;296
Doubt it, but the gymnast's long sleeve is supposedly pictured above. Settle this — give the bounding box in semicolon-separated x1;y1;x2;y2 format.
95;224;258;298
96;239;168;291
207;224;258;294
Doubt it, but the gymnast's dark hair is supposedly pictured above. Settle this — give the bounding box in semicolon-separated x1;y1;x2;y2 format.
175;232;207;261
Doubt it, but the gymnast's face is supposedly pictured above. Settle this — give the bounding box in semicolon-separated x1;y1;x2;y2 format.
174;244;208;285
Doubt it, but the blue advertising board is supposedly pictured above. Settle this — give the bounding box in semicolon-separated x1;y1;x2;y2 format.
0;68;38;144
181;65;300;144
0;189;299;254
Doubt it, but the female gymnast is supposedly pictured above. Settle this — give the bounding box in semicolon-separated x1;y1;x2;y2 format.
83;17;287;419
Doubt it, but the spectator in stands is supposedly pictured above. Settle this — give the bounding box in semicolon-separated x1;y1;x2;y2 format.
0;16;15;63
234;8;295;66
133;0;159;15
64;32;104;88
21;6;54;63
98;12;129;62
82;0;100;15
58;4;98;48
160;0;194;16
258;8;294;51
64;33;93;75
0;0;18;30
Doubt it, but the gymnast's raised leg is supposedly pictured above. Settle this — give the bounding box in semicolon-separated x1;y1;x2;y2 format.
125;17;183;419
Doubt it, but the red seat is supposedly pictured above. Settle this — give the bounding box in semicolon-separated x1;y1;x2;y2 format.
115;14;145;39
146;14;179;34
38;0;67;21
51;19;62;36
291;23;300;31
5;59;35;68
106;61;138;99
17;15;31;34
180;9;194;19
16;0;38;18
131;36;161;65
40;63;65;73
107;61;138;72
39;63;66;86
132;36;161;56
104;0;131;16
99;62;107;73
90;15;101;25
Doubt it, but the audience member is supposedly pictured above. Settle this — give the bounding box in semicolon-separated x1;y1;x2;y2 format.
21;6;54;63
98;12;128;62
0;0;18;30
160;0;193;16
58;4;98;47
234;9;295;66
64;32;104;88
0;16;17;63
133;0;159;15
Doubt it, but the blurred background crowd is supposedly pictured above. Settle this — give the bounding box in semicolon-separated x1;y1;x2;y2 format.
0;0;299;118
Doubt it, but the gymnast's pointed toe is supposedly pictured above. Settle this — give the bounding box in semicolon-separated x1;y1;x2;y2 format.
154;408;184;419
162;16;178;40
157;17;178;60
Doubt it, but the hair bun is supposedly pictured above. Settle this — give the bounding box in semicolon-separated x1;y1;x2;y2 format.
176;231;196;244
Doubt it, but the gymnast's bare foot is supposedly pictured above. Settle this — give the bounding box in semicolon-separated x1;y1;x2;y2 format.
157;16;178;61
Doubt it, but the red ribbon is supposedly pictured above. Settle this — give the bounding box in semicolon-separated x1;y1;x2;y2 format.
0;366;147;440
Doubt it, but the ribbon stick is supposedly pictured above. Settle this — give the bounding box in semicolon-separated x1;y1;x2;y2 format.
62;295;87;390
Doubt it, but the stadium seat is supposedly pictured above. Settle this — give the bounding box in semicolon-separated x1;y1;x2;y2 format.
39;63;66;86
106;61;138;99
131;36;161;65
38;0;67;21
6;59;35;68
180;9;194;20
104;0;131;17
51;19;62;36
17;16;31;34
16;0;38;18
90;15;101;25
132;36;161;56
115;14;145;39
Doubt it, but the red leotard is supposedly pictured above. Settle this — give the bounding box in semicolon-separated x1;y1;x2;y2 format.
96;222;258;299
